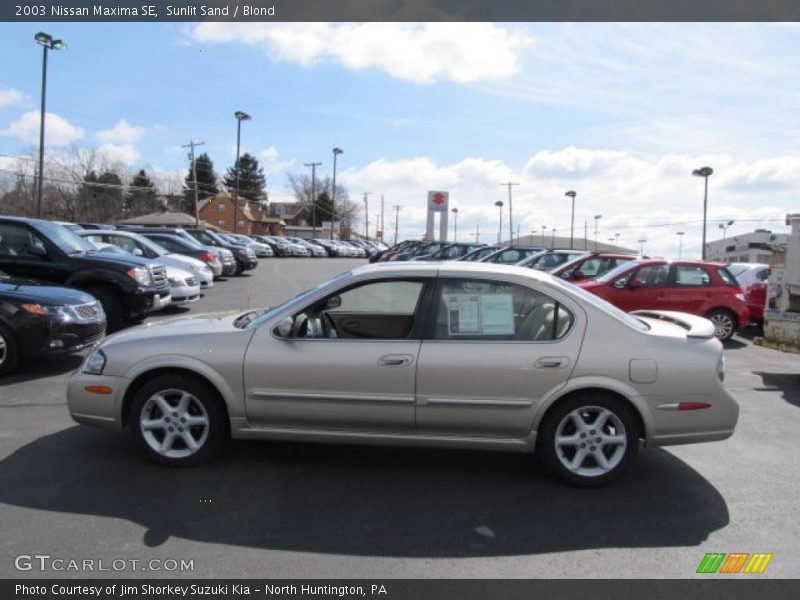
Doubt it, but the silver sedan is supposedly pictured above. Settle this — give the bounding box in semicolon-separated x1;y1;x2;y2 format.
67;262;738;486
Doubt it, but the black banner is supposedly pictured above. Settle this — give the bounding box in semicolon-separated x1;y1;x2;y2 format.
3;580;800;600
4;0;800;22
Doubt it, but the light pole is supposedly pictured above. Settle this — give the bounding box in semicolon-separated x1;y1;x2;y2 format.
541;225;547;246
551;228;556;248
34;32;66;219
330;147;343;239
233;110;251;234
615;233;620;247
637;238;647;256
593;214;602;250
304;161;321;239
692;166;713;260
565;190;577;249
719;220;734;239
451;207;459;241
494;200;503;244
501;182;519;245
362;192;371;239
677;231;685;259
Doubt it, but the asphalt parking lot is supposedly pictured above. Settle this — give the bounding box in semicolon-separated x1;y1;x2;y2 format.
1;257;799;579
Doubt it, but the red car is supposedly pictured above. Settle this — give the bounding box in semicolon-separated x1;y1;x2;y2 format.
576;259;749;341
745;282;767;324
551;252;639;282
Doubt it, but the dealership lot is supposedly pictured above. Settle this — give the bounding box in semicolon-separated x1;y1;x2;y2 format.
1;258;799;578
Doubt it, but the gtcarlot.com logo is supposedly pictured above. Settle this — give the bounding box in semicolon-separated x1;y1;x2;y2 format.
696;552;773;574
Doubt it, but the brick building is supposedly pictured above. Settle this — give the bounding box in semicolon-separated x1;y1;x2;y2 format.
198;192;285;235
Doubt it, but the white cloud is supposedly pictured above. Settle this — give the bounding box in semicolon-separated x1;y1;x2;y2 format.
191;23;529;84
96;119;147;144
0;88;26;108
340;148;793;257
259;146;295;175
2;110;84;146
98;143;140;164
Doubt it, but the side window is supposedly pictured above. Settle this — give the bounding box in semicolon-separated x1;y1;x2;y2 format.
674;265;711;286
329;280;423;315
630;264;669;287
576;258;605;277
84;234;104;245
0;224;45;257
154;237;179;253
110;235;139;254
433;279;573;342
717;268;739;287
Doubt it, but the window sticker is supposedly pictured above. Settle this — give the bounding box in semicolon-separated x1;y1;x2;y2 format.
447;294;480;335
480;293;515;335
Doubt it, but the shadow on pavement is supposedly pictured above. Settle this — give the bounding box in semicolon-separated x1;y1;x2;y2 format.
753;371;800;409
0;428;730;558
0;354;83;387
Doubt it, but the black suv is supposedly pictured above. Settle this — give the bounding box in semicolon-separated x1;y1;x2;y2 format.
0;217;170;331
0;271;106;375
182;228;257;275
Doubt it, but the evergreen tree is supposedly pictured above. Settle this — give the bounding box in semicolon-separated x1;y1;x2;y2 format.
223;153;266;203
80;170;124;222
183;153;219;214
125;169;157;215
310;191;335;227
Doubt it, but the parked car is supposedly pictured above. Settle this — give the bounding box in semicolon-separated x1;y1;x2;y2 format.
550;252;639;282
517;249;589;271
255;236;294;257
129;229;234;278
77;230;217;287
54;221;84;233
411;242;485;261
390;241;448;261
222;233;274;259
183;228;258;275
459;245;503;262
373;240;424;262
0;270;106;375
0;217;170;331
576;259;749;341
745;281;767;325
727;262;770;291
67;262;738;486
302;238;331;257
77;222;116;230
286;237;327;257
480;245;546;264
339;241;367;258
314;239;351;257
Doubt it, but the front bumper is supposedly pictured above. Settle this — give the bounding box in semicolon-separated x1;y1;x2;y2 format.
169;282;201;304
20;317;106;358
67;371;129;430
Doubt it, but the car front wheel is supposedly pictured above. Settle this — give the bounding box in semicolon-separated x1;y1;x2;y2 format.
129;374;227;466
538;393;639;486
706;309;737;341
0;323;19;376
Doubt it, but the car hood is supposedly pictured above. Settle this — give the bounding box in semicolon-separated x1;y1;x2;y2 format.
0;279;96;305
101;310;244;346
74;251;160;269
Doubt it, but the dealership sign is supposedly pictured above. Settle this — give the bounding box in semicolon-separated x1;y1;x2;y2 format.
427;191;449;212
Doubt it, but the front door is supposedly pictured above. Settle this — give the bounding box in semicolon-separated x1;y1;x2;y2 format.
243;278;430;433
0;222;65;283
415;277;585;439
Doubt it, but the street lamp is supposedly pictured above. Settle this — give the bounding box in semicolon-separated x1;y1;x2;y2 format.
719;220;734;239
34;32;66;219
593;214;602;250
541;224;547;246
637;238;647;256
330;147;343;239
615;232;620;246
565;190;577;249
451;207;459;241
233;110;251;234
551;228;556;248
677;231;685;259
494;200;504;244
692;166;713;260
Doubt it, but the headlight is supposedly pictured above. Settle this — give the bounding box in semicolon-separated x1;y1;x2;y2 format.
127;267;153;286
717;354;726;382
82;348;107;375
22;303;76;320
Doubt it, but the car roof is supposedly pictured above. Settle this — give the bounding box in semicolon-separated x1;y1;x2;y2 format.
620;258;728;268
352;260;555;283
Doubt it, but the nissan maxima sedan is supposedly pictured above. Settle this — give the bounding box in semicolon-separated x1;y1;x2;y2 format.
67;263;738;486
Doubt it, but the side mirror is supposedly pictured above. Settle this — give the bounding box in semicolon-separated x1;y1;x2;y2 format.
571;271;585;280
132;248;143;257
628;279;644;289
28;245;47;257
275;316;294;338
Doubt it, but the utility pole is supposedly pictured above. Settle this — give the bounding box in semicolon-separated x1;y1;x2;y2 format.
380;194;385;243
470;224;481;243
500;182;519;245
584;221;588;250
362;192;371;239
304;161;321;239
392;204;402;245
182;140;205;227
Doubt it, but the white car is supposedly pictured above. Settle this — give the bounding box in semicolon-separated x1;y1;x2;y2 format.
727;262;769;291
79;230;215;288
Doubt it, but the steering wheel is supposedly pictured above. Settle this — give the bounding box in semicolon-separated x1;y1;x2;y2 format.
306;316;323;338
290;313;309;338
321;311;338;338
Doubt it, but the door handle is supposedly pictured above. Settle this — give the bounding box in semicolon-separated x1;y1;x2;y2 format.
534;356;570;369
377;354;414;367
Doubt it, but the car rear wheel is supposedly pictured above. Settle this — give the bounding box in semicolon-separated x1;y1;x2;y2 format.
706;309;737;341
129;374;227;466
538;393;638;486
0;324;19;376
233;259;244;276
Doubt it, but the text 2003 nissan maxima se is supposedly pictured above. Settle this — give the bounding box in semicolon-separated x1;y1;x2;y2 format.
67;262;738;486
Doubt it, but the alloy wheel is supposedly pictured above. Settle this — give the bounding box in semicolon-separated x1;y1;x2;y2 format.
554;406;627;477
0;331;6;366
139;388;209;459
709;313;734;340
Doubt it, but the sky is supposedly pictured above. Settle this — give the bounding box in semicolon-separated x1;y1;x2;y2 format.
0;22;798;257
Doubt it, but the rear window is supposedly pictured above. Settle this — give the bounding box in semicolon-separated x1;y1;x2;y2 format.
717;267;739;287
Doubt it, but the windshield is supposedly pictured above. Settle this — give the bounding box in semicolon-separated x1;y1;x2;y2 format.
556;277;650;332
726;263;749;278
131;234;167;256
192;230;220;245
248;270;355;328
595;260;640;283
33;220;96;254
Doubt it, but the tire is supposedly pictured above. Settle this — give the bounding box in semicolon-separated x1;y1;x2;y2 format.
537;392;639;486
706;309;737;341
233;259;244;276
0;323;19;376
86;285;125;332
128;373;228;467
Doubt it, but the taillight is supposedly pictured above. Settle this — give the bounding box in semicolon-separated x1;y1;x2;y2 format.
201;252;214;263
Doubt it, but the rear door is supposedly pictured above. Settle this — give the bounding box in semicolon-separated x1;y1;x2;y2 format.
415;276;584;439
660;264;714;314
